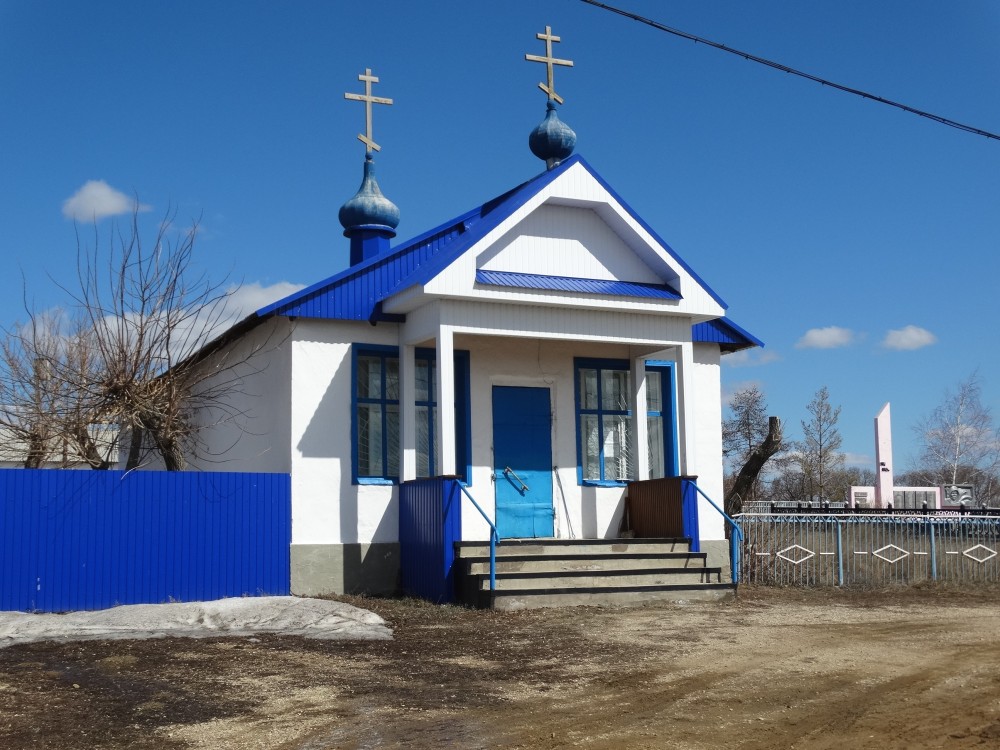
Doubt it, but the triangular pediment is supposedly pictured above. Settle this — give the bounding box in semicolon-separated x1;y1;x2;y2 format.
476;204;669;286
390;158;725;318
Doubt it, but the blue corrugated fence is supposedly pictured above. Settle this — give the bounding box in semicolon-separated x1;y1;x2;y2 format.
0;469;291;612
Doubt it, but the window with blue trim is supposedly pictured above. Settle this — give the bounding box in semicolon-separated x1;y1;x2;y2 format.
355;349;400;480
354;346;470;483
644;363;678;479
576;359;633;483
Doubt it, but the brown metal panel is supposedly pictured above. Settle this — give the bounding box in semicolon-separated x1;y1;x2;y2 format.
626;477;685;538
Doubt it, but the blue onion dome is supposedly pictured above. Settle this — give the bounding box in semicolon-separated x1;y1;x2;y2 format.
529;101;576;167
338;153;400;233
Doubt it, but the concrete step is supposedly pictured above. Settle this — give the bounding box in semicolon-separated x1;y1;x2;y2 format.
476;567;722;591
486;583;737;610
455;538;693;559
462;552;707;576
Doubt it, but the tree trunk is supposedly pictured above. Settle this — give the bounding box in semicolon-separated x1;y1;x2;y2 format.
725;417;783;516
125;427;144;470
74;426;111;469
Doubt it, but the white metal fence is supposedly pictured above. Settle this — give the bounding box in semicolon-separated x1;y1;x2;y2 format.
737;513;1000;586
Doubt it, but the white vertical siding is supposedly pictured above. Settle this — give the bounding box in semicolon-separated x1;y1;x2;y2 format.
443;300;693;345
187;317;294;474
692;343;725;541
289;319;399;546
478;205;662;283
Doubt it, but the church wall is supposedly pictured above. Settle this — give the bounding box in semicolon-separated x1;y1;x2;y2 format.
691;343;725;541
269;317;727;597
183;316;294;474
288;318;401;596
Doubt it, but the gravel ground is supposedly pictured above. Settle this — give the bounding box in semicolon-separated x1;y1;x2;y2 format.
1;586;998;749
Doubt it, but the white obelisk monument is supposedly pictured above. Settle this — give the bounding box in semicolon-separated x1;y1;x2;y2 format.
874;403;894;507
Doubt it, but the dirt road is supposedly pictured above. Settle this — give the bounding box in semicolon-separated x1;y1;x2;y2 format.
2;587;999;749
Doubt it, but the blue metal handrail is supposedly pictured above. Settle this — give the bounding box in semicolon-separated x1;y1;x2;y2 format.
684;480;744;585
458;484;498;591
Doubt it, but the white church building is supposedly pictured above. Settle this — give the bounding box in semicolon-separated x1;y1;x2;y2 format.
189;46;761;597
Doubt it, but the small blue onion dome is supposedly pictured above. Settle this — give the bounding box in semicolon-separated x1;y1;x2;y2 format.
338;153;400;232
529;101;576;167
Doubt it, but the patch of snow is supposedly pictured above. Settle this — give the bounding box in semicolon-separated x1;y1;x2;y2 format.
0;596;392;647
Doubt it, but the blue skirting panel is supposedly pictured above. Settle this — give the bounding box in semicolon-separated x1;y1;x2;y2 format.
399;477;462;603
0;469;291;612
681;479;701;553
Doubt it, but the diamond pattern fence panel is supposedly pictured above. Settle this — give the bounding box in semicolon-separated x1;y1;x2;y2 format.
737;513;1000;586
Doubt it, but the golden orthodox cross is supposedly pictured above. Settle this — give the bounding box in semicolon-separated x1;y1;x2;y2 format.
344;68;393;153
525;26;574;105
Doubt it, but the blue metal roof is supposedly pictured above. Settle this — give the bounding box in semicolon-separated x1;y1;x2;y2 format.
692;317;764;353
255;153;728;322
476;270;681;300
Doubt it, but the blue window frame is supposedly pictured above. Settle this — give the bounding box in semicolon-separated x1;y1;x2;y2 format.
353;345;470;484
354;346;400;484
644;361;679;479
575;358;633;485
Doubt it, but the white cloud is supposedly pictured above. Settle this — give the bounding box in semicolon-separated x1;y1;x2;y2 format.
222;281;305;322
882;325;936;351
722;349;781;368
103;281;307;368
796;326;854;349
62;180;151;221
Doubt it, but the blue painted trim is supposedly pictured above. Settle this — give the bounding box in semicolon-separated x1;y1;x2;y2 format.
352;343;471;484
475;270;681;300
574;357;633;485
644;360;679;478
681;479;701;553
455;350;473;485
576;356;630;371
352;344;400;484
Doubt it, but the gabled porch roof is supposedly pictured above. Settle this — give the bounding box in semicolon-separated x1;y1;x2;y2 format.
255;155;733;325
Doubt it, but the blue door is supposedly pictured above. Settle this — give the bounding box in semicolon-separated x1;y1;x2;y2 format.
492;386;554;539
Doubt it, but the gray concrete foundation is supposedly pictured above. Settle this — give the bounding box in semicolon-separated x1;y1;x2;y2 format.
291;543;400;597
701;539;734;583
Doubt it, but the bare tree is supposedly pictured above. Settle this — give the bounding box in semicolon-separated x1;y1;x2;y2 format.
722;385;769;467
800;386;844;501
911;373;1000;506
0;315;60;467
67;209;254;471
722;385;783;512
0;310;113;468
725;416;783;515
1;204;274;472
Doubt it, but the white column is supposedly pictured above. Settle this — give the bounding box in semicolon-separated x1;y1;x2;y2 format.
435;325;456;476
676;342;698;476
631;356;649;480
399;343;417;481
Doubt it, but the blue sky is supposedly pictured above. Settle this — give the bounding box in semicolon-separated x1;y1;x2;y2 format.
1;1;998;473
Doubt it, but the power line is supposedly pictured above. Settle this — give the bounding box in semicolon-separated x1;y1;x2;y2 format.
579;0;1000;142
